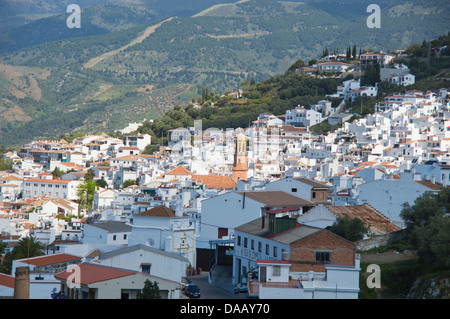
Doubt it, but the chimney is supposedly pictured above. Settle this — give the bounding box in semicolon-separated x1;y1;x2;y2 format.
14;267;29;299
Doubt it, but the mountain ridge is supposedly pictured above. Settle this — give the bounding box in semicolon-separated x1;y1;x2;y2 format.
0;0;448;147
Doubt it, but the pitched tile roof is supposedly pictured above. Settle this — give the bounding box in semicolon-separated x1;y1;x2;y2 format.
293;177;330;189
191;175;237;189
24;178;72;184
327;204;401;234
165;165;192;175
0;273;15;289
237;190;314;207
55;263;136;285
16;253;82;267
135;205;176;218
415;180;444;190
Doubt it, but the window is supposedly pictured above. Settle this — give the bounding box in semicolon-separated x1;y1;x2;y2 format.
123;234;127;240
141;264;151;274
272;265;281;276
218;228;228;239
113;235;117;241
244;237;248;248
312;191;316;199
315;251;331;263
266;244;269;255
291;188;297;193
251;239;254;250
258;242;262;253
273;246;278;258
237;236;241;246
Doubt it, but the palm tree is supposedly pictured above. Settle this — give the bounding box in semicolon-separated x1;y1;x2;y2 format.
14;236;45;259
0;236;44;274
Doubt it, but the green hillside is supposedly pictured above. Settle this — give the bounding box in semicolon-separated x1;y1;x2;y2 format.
0;0;448;147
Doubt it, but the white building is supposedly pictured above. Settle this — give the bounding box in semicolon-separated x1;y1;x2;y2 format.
11;253;83;299
123;133;151;151
82;221;132;245
128;205;196;267
381;64;415;86
357;173;444;228
285;106;322;128
233;215;360;299
91;244;189;285
199;190;314;247
22;178;82;201
318;62;351;73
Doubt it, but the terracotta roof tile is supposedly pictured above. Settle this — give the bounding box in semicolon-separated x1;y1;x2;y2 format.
135;205;177;218
55;263;136;285
0;273;15;289
165;165;192;175
237;190;314;207
17;253;82;267
327;204;401;234
192;175;237;189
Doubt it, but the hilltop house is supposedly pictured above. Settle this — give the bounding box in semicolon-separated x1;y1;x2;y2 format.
317;62;351;74
359;51;394;70
380;64;416;86
285;106;323;128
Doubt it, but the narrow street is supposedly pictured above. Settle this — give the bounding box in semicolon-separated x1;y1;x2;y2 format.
181;271;248;300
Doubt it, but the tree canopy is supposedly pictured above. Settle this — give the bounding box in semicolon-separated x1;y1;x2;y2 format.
137;279;161;299
1;236;45;274
328;217;369;242
400;187;450;268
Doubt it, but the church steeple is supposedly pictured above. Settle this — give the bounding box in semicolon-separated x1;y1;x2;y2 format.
232;132;248;181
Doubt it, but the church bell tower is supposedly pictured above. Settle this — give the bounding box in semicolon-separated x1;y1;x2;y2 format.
232;132;248;181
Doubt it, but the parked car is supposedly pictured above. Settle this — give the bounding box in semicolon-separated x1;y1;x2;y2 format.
234;282;248;294
181;276;191;291
185;284;201;298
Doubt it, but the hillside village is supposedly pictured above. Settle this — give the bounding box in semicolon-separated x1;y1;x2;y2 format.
0;45;449;300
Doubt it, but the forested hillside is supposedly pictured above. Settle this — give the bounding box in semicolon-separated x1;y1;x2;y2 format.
0;0;448;147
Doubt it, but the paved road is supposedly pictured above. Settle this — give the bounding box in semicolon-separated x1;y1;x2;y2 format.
181;271;248;300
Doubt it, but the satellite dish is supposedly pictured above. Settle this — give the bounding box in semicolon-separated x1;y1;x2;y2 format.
146;238;154;246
